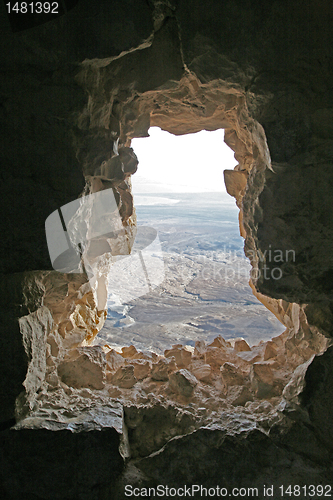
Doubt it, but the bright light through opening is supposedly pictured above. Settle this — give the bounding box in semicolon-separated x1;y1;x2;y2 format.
131;127;237;194
93;126;285;353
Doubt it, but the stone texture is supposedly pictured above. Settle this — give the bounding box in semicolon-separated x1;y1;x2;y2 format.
224;170;248;202
263;341;278;360
0;273;50;423
57;347;106;390
236;346;263;364
208;335;232;349
128;360;151;381
190;363;212;384
164;346;192;368
110;365;137;389
193;340;207;357
227;385;253;406
233;338;251;352
121;345;139;359
151;358;176;381
204;346;229;369
169;369;198;397
124;402;198;459
19;306;52;409
220;362;245;389
282;355;315;405
250;362;275;399
1;0;333;496
134;420;332;494
105;349;126;372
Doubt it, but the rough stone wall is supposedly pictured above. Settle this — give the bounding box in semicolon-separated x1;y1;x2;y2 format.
1;0;333;498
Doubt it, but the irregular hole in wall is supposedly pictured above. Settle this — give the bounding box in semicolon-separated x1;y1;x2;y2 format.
93;126;286;355
16;73;331;461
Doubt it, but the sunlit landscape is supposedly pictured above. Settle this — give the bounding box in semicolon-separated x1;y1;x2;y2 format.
95;128;285;352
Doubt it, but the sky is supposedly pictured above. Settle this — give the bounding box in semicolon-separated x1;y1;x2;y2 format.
130;127;237;194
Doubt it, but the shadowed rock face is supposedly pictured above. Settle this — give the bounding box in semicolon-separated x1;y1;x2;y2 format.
1;0;333;498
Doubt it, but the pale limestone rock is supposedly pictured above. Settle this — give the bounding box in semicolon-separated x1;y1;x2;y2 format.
128;359;151;380
19;306;52;406
276;353;286;365
263;342;278;360
164;346;192;368
42;271;108;349
208;335;231;349
250;362;274;398
224;170;248;202
57;346;106;390
191;363;212;383
236;346;263;364
282;356;315;404
234;339;251;352
169;369;198;397
78;388;94;398
47;333;60;358
286;350;310;369
135;351;159;362
204;347;229;369
108;386;122;398
121;345;139;359
45;370;59;388
151;358;176;381
245;400;274;414
248;280;293;329
263;358;281;370
285;338;317;366
106;349;126;372
220;362;245;388
46;348;55;366
271;330;290;348
227;385;253;406
194;340;207;357
110;365;137;389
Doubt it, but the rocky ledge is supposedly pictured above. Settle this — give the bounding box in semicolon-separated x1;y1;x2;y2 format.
1;312;332;499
